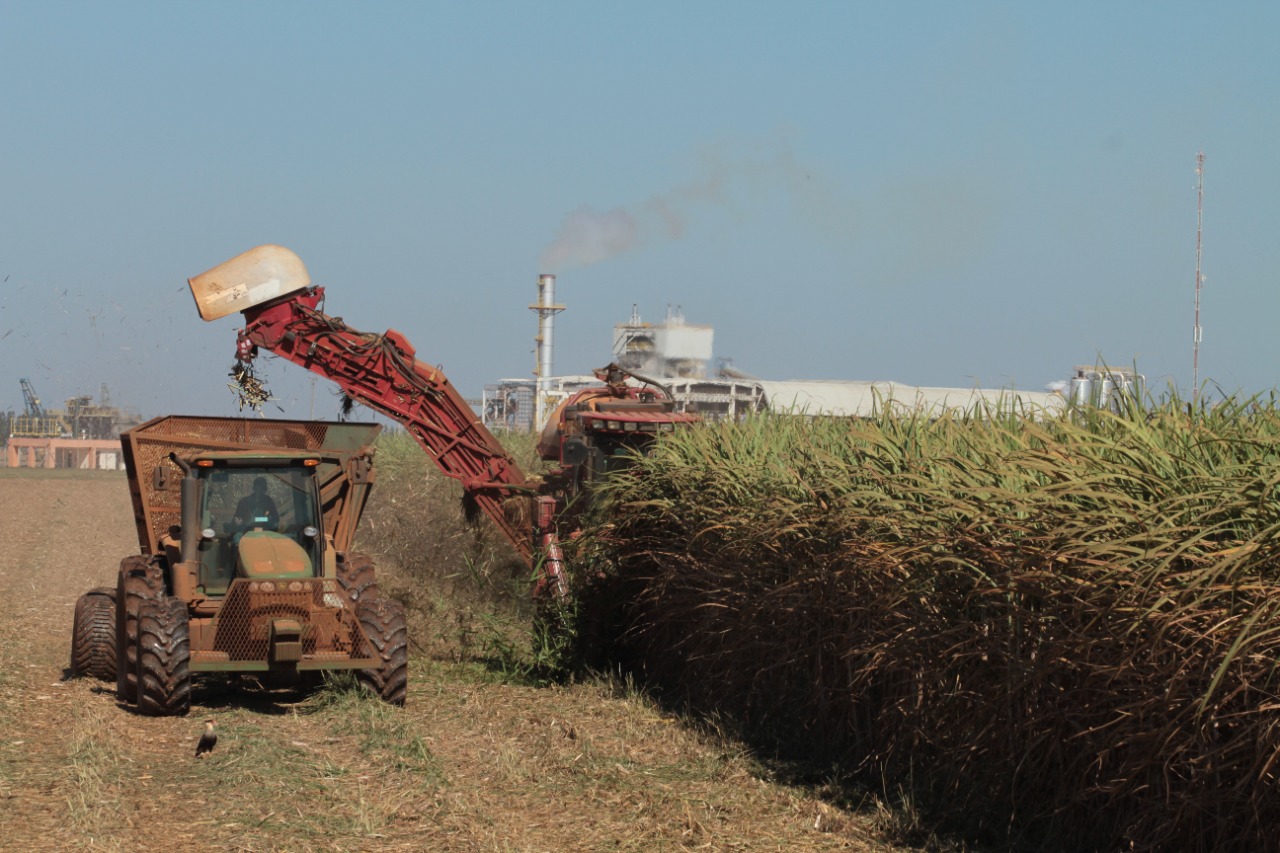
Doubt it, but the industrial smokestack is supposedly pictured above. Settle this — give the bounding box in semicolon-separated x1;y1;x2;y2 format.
537;274;556;382
530;274;564;429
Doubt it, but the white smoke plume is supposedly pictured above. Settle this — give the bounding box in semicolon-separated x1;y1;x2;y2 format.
538;146;781;273
539;206;640;271
537;141;983;280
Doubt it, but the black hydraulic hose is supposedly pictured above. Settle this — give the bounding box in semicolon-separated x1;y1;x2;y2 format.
622;368;674;401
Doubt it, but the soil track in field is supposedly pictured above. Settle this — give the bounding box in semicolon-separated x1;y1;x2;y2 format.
0;469;906;852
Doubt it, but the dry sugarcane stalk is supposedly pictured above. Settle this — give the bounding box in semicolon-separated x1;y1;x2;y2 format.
571;397;1280;851
227;362;274;412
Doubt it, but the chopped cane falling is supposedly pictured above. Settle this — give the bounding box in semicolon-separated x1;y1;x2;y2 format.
228;362;273;412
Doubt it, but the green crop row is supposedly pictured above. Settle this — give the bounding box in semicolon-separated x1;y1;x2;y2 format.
570;393;1280;851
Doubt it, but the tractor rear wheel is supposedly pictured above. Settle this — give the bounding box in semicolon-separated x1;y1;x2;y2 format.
337;552;379;605
136;596;191;717
356;597;408;706
115;555;165;703
70;587;117;681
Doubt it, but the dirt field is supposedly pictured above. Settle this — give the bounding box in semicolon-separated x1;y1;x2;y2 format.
0;470;904;852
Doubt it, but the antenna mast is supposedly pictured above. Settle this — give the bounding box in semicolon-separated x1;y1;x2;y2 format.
1192;151;1205;403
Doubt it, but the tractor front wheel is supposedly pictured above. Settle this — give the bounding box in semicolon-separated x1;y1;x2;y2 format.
337;551;379;605
115;555;165;703
356;598;408;706
70;587;117;681
136;595;191;717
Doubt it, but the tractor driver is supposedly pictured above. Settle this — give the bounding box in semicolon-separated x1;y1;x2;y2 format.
233;476;279;532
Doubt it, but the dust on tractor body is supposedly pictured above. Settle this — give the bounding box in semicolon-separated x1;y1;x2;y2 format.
70;415;407;716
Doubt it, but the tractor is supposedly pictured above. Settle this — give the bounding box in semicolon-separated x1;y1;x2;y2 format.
70;415;406;714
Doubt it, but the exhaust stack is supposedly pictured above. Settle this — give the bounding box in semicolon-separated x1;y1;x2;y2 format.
530;273;565;429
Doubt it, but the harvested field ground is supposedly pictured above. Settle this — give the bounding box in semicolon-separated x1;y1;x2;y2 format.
0;469;907;852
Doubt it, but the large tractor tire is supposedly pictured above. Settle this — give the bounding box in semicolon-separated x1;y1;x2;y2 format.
115;555;165;703
356;597;408;707
70;587;117;681
136;595;191;717
337;551;379;606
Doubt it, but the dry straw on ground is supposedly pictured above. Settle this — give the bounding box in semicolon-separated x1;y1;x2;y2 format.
0;461;896;852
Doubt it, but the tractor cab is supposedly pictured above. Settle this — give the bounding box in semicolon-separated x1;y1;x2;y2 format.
190;454;325;595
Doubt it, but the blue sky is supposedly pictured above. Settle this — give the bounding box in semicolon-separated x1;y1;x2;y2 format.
2;2;1277;419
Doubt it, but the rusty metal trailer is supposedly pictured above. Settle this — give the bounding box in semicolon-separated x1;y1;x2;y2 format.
121;415;379;562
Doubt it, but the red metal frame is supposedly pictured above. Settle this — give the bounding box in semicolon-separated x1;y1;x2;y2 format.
229;284;697;598
578;411;701;427
238;288;536;565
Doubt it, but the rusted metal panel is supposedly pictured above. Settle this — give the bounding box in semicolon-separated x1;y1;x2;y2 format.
192;577;374;670
578;411;701;426
121;415;380;556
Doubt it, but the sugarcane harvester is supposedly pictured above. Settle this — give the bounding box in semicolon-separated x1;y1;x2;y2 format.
188;245;698;598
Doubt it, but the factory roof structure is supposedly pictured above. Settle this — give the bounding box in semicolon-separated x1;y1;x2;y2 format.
755;379;1068;419
482;300;1095;431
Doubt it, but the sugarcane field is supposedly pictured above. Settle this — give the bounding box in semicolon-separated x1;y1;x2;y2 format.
8;393;1280;850
6;6;1279;852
